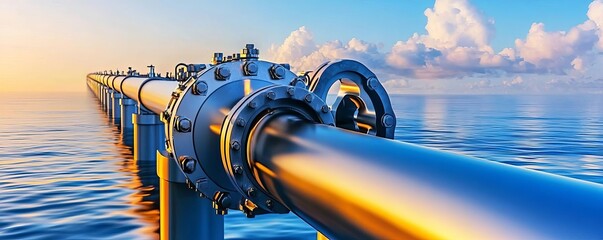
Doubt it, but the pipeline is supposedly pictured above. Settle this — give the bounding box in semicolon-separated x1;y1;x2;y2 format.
86;44;603;240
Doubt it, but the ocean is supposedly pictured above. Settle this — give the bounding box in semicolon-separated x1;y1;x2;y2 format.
0;92;601;239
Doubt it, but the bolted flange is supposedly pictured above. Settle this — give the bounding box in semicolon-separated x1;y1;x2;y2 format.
220;84;335;214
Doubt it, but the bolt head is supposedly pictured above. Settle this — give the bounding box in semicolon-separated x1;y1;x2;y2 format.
286;87;295;96
321;105;330;113
236;118;246;127
180;156;196;174
266;91;276;100
381;114;395;128
193;81;209;95
290;77;307;88
233;165;243;174
367;77;379;91
219;194;232;207
248;101;258;109
231;141;241;151
270;65;286;79
215;67;231;80
244;62;258;75
176;117;192;132
247;187;256;197
266;199;273;208
304;94;314;103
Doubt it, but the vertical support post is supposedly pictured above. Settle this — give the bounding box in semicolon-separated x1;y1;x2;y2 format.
112;92;122;126
120;97;136;146
133;110;165;162
101;86;106;111
106;89;114;119
157;151;224;240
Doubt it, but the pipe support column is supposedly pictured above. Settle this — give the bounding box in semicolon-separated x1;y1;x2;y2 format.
112;92;122;126
133;112;165;162
106;89;114;118
157;151;224;240
120;97;136;146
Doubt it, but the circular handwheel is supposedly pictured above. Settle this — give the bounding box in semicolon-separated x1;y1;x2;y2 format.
308;59;396;139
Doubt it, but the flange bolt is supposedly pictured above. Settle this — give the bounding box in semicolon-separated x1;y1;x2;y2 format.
231;141;241;151
321;105;330;113
233;165;243;175
215;66;231;80
381;114;395;128
192;81;209;95
266;91;276;100
176;117;192;132
244;62;258;76
270;64;286;79
247;187;256;197
180;156;196;174
367;77;379;91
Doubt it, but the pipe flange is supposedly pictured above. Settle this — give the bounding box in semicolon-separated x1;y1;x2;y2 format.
162;59;297;212
221;85;335;213
308;59;396;139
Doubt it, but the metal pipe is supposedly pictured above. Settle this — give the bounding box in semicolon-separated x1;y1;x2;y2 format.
119;76;177;115
249;113;603;240
138;80;179;114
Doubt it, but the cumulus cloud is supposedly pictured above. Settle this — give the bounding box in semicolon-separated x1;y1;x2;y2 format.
587;0;603;49
267;0;603;88
514;21;599;73
269;26;316;68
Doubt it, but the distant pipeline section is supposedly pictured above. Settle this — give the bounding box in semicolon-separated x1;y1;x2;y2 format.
87;44;603;240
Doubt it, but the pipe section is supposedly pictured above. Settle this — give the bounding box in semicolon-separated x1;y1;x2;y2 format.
249;114;603;240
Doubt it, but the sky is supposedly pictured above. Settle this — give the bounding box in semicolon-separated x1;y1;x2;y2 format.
1;0;602;94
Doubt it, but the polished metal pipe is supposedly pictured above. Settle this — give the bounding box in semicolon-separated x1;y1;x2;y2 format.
138;80;178;115
249;114;603;240
119;77;177;115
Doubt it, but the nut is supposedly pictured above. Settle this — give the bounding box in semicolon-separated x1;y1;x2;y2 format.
215;66;231;80
180;156;196;174
175;117;192;132
192;81;208;95
244;62;258;76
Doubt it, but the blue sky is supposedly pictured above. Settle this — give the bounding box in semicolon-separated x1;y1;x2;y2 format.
0;0;602;93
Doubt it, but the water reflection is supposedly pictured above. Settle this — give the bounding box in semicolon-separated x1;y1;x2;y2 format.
96;92;161;239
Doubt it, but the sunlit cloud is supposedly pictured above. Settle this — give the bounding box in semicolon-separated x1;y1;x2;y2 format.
267;0;603;93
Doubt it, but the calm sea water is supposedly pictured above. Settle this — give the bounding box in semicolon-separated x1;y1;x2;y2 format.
0;92;601;239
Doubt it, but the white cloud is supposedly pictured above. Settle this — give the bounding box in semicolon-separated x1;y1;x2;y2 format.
268;26;316;68
422;0;494;51
587;0;603;49
514;21;599;73
266;0;603;93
